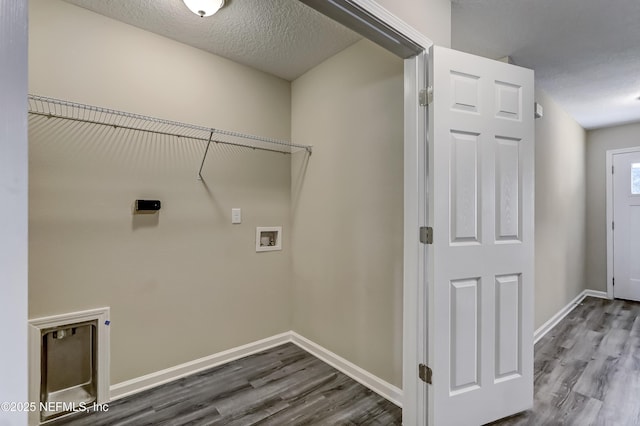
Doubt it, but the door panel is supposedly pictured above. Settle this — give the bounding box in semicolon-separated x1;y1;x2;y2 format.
495;137;521;242
612;151;640;301
428;46;534;426
450;277;480;393
494;81;521;120
495;274;521;379
451;132;480;243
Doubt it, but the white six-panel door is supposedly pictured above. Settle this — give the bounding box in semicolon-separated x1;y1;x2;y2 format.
428;46;534;425
612;150;640;301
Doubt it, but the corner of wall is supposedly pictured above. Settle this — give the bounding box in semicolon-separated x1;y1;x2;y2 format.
0;0;29;421
290;39;404;387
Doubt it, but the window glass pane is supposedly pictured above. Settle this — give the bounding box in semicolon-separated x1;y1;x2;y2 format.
632;163;640;195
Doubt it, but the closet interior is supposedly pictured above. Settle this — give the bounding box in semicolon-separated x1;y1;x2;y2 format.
28;0;405;421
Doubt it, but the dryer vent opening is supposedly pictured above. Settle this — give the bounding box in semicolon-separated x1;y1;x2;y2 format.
29;307;110;425
40;320;98;422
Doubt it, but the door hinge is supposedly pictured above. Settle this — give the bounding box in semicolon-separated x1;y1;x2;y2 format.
419;86;433;106
613;277;615;286
420;226;433;244
612;165;615;174
612;221;615;230
419;364;432;384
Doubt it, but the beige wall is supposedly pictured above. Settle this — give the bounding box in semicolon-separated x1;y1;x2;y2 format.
375;0;451;47
586;122;640;292
29;0;293;384
534;89;587;328
291;39;404;386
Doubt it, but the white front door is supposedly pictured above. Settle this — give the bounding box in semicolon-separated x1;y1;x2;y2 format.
427;46;535;425
612;150;640;301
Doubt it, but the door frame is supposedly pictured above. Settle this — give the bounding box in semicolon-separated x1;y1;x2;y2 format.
0;0;29;421
606;146;640;299
299;1;432;423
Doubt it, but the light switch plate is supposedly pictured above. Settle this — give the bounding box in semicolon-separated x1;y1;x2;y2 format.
231;208;241;224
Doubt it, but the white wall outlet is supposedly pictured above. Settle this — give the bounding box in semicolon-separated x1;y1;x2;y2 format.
231;208;241;224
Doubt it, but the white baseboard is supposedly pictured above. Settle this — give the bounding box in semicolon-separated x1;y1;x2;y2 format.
583;289;608;300
534;289;609;344
110;332;291;400
110;331;403;408
290;332;403;407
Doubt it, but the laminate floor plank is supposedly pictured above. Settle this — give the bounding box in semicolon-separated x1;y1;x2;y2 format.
255;376;357;426
49;343;401;426
492;297;640;426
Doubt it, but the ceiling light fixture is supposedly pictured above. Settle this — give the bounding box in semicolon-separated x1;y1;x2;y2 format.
182;0;225;17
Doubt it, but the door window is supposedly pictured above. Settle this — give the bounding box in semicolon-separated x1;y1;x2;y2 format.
632;163;640;195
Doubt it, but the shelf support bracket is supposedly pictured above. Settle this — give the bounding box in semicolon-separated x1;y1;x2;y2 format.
197;131;215;180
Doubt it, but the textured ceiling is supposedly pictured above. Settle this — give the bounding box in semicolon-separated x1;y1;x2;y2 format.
62;0;361;81
62;0;640;129
452;0;640;129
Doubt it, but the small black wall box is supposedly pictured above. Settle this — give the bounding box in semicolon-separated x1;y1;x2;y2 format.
135;200;161;212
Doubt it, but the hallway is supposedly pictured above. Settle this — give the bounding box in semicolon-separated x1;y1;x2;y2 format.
493;297;640;425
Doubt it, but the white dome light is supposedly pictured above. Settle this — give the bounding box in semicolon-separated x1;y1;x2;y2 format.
182;0;225;17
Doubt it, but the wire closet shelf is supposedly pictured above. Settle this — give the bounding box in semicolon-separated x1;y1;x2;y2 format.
28;94;312;179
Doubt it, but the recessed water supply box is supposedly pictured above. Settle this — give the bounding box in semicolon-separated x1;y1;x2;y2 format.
256;226;282;252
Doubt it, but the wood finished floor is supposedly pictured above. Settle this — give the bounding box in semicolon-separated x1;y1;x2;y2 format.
491;296;640;426
48;297;640;426
49;342;402;426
